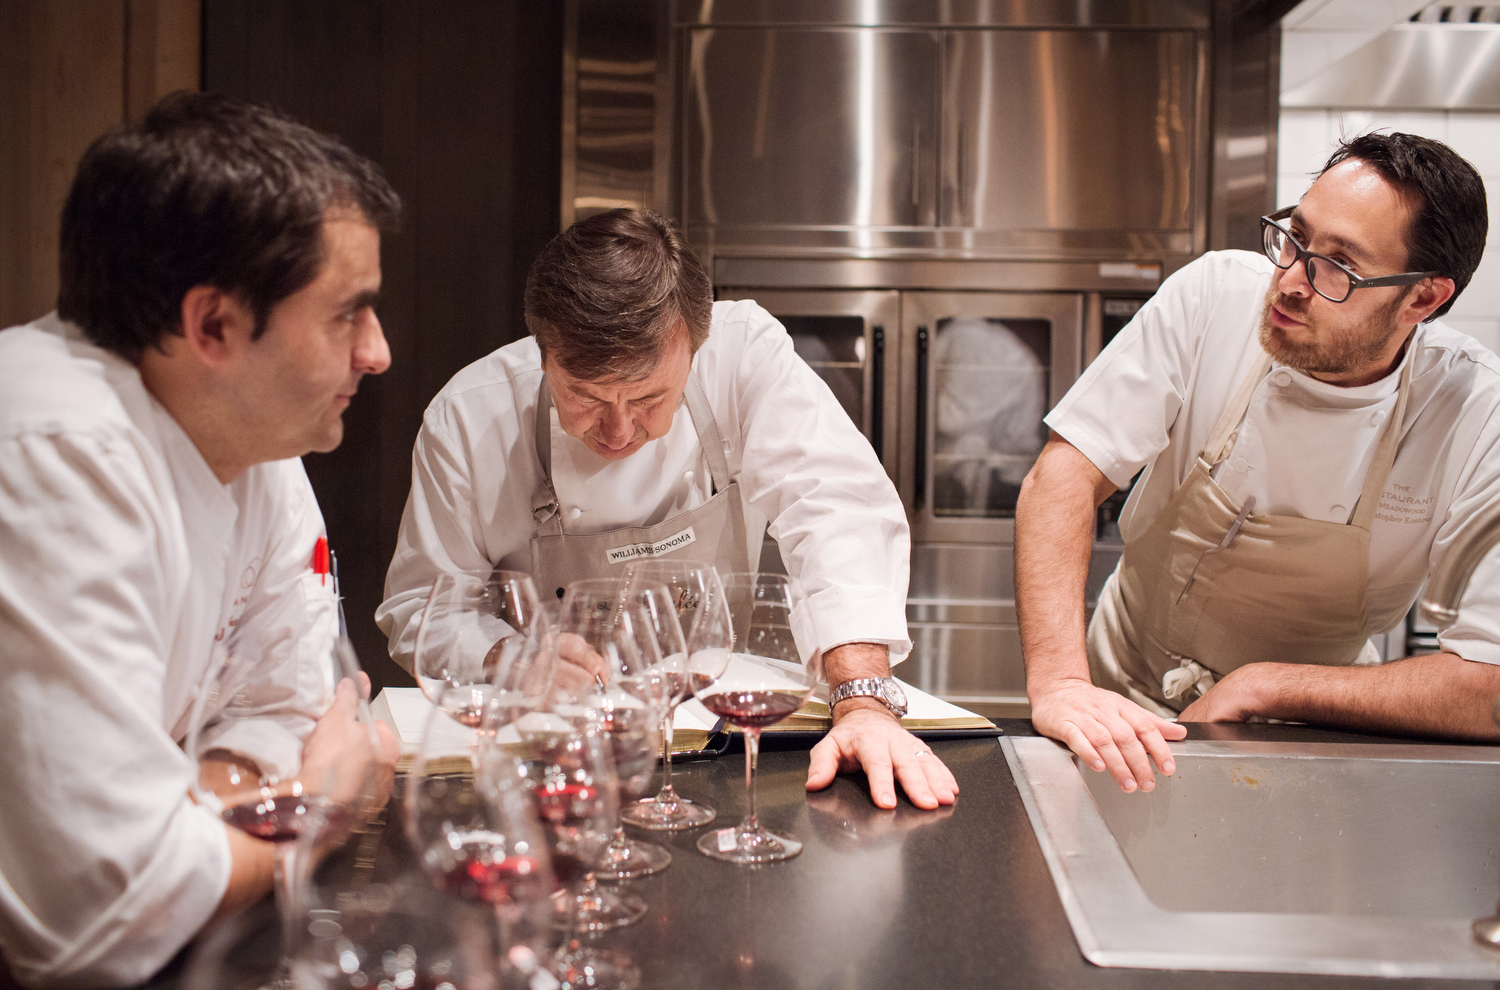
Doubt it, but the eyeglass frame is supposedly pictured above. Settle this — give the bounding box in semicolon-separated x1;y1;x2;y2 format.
1259;206;1441;303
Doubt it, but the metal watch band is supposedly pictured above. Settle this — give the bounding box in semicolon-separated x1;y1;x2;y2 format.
828;677;907;718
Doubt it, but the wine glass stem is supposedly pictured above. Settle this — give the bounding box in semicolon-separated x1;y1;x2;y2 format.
741;726;762;833
273;842;302;964
657;707;678;803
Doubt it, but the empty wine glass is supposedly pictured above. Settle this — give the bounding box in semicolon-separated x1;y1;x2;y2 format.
414;571;542;727
405;692;556;983
692;572;822;864
185;637;381;985
619;561;732;830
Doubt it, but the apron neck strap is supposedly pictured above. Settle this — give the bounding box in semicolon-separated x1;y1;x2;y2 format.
1204;351;1273;466
532;365;733;500
1350;342;1417;530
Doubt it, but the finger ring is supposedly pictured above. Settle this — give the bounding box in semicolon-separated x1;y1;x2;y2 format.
914;746;931;758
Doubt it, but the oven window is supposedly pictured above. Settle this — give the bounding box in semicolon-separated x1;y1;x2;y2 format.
931;316;1050;518
781;315;866;428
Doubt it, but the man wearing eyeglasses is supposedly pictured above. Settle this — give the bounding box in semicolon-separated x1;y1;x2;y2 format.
1014;131;1500;794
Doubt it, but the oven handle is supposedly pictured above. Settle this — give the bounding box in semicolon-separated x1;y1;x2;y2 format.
870;325;885;460
914;324;929;510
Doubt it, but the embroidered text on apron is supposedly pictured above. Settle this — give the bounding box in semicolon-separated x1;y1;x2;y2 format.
528;371;756;601
1088;346;1416;716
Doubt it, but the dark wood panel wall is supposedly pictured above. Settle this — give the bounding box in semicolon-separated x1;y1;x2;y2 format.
204;1;564;691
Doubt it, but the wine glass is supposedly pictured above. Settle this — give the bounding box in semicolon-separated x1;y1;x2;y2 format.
692;572;822;863
619;561;733;830
506;691;642;990
185;637;381;985
405;692;556;984
414;571;543;727
555;579;670;883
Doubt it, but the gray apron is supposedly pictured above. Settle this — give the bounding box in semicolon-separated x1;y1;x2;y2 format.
528;372;756;601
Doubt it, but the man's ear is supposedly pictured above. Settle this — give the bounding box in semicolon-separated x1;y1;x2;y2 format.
178;286;255;368
1404;276;1456;325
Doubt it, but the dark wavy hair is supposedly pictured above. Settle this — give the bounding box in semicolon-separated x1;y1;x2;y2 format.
524;208;713;381
58;91;401;362
1320;132;1486;320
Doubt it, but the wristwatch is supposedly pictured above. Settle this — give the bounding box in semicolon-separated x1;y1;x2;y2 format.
828;677;908;719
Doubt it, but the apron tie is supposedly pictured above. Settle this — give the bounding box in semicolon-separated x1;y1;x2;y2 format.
1161;654;1215;702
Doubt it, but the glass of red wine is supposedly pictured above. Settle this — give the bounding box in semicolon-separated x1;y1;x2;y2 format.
691;572;822;864
558;578;673;882
185;636;382;984
618;561;733;830
405;694;556;985
414;571;543;727
503;692;641;990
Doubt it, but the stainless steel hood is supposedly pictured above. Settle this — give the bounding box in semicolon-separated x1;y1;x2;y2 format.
1283;22;1500;110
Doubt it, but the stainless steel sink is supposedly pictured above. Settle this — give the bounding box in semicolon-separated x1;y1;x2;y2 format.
1003;735;1500;979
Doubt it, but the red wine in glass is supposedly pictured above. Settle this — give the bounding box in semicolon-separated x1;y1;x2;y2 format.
221;794;313;843
698;688;805;729
426;832;546;905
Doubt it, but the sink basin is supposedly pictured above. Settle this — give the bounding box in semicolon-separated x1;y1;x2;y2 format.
1003;735;1500;979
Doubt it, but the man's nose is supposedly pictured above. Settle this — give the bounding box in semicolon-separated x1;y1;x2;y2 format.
600;405;634;443
1277;258;1314;298
354;311;391;375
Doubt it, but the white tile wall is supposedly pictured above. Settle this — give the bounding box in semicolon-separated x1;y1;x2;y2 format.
1277;107;1499;350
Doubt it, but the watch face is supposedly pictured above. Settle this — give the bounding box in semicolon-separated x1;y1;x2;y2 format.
882;680;907;709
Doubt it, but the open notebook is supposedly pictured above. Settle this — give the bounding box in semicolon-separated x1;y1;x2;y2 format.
373;678;997;772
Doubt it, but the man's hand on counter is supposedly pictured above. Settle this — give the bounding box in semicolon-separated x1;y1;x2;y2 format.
806;642;959;811
1029;677;1184;793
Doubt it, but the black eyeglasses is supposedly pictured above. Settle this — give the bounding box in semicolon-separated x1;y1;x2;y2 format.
1260;207;1439;303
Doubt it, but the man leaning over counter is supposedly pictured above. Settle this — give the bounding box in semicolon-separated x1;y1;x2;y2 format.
1015;131;1500;794
377;208;958;811
0;94;400;987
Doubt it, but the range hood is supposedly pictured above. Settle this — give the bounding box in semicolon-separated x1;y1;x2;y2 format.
1283;20;1500;110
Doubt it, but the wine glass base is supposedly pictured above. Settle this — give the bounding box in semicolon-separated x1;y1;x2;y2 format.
592;838;672;881
696;823;803;863
619;795;717;831
549;943;641;990
554;883;648;932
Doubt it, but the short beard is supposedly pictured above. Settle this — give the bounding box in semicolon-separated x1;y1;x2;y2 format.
1256;283;1410;376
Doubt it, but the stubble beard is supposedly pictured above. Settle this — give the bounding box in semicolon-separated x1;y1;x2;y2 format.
1256;283;1409;377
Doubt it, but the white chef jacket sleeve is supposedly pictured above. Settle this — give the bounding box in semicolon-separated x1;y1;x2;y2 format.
378;396;523;673
0;429;230;989
721;305;912;664
194;459;340;780
1044;256;1215;487
1430;412;1500;666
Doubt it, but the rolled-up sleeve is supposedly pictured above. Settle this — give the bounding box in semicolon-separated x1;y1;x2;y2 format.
718;304;913;664
0;430;231;988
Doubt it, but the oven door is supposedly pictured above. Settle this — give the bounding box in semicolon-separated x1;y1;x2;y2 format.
900;291;1083;544
714;288;901;478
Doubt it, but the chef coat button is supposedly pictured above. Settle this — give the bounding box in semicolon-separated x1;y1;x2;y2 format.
683;470;694;482
1330;504;1347;521
1370;409;1387;426
1272;370;1293;387
1231;456;1249;473
569;507;582;520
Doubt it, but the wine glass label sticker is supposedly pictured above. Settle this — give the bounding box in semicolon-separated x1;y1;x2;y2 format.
716;828;738;852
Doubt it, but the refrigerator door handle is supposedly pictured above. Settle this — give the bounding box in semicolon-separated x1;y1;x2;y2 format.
915;324;929;511
871;325;885;461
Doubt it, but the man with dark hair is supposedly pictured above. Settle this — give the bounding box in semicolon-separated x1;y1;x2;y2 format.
1015;131;1500;794
380;208;960;814
0;92;400;986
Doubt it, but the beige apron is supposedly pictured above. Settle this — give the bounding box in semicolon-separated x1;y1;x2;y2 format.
1088;348;1415;716
528;372;757;602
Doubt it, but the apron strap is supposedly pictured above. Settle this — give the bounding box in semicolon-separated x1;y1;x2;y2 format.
531;366;734;533
1204;351;1273;466
1350;341;1417;531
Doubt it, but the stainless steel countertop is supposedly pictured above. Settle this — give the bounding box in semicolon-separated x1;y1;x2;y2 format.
144;723;1500;990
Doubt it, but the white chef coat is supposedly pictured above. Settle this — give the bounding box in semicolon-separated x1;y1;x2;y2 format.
378;299;911;671
0;315;340;987
1046;250;1500;663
